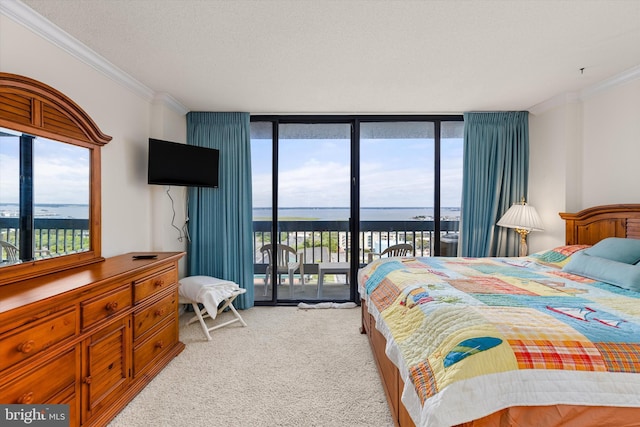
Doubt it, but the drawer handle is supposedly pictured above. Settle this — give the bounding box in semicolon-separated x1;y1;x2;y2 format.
155;340;164;349
105;301;119;311
17;340;35;354
155;308;166;317
154;279;165;288
83;376;93;384
18;392;33;404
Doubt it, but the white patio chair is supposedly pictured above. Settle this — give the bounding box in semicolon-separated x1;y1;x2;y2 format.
0;240;18;263
260;244;304;298
380;243;414;257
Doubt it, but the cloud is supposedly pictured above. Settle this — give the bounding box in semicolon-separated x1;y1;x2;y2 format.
250;136;464;208
251;159;351;208
34;155;89;204
0;152;20;202
1;135;90;205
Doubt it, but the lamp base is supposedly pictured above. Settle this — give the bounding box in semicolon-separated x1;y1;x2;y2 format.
515;228;530;257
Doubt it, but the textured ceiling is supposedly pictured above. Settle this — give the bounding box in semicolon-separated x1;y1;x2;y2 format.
18;0;640;114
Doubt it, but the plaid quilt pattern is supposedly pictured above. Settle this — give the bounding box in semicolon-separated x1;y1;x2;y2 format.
508;338;606;371
409;359;439;402
369;278;402;313
594;342;640;373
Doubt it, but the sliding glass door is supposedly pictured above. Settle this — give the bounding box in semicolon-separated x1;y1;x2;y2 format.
359;120;464;262
251;121;274;302
359;122;434;260
251;121;352;303
277;123;351;301
250;116;463;306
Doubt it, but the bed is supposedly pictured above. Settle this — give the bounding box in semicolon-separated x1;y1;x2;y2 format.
358;204;640;427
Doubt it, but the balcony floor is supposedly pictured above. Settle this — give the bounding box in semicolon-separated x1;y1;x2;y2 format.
253;275;352;301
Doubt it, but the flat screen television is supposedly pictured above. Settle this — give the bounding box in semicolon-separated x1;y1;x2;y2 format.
148;138;219;187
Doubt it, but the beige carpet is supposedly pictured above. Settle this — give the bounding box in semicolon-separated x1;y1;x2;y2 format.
108;306;394;427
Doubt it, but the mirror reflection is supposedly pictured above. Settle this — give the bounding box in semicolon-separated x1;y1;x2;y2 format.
0;126;90;266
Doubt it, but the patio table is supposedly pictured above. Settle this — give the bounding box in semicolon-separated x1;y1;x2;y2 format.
317;262;350;298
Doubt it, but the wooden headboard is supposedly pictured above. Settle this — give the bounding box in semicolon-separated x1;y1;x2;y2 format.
559;204;640;245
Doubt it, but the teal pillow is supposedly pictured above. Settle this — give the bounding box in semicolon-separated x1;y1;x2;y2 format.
562;251;640;292
584;237;640;265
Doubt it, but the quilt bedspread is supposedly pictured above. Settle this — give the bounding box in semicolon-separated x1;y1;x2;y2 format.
358;255;640;427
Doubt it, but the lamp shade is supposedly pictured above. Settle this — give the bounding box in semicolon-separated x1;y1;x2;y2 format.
497;202;544;232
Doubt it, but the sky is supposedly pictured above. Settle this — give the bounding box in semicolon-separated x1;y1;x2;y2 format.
1;125;463;210
251;136;463;209
0;132;89;205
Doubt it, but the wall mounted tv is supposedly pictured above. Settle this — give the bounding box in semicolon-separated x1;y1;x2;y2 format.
148;138;219;188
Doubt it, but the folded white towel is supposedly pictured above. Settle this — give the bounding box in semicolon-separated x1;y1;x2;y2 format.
298;302;357;309
179;276;242;319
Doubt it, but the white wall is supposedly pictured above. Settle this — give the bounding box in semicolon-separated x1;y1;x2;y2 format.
0;15;187;259
528;73;640;253
581;79;640;206
528;97;582;252
149;101;189;274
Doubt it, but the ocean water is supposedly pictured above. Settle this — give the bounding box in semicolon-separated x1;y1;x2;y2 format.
1;204;461;221
0;204;89;219
253;207;461;221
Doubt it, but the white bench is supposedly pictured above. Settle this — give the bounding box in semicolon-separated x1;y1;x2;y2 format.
178;276;248;340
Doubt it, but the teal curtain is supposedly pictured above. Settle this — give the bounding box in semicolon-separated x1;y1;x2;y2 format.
460;112;529;257
186;112;254;309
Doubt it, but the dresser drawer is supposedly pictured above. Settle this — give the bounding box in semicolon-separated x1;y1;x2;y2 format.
133;318;177;377
0;307;76;372
81;284;132;330
0;348;76;404
133;268;177;304
133;290;177;340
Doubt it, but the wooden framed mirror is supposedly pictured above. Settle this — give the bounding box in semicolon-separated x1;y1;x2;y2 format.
0;72;111;285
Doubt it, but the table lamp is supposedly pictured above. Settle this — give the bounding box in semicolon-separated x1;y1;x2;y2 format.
497;198;544;256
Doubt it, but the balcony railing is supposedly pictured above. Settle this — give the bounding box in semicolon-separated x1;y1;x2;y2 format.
2;217;459;274
0;218;90;261
253;219;460;275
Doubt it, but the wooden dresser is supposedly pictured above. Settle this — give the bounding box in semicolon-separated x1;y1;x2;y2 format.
0;252;185;427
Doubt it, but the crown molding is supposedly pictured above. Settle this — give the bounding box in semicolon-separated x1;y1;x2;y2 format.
580;64;640;100
529;64;640;115
0;0;188;114
528;92;580;116
153;93;189;116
